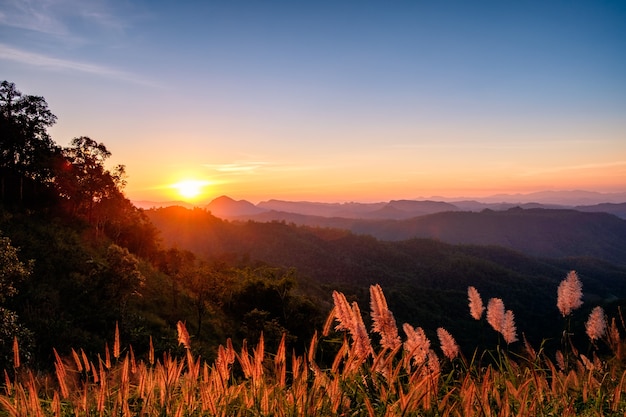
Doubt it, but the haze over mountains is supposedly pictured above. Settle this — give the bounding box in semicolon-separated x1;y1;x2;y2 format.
136;190;626;267
194;190;626;220
133;190;626;209
135;190;626;221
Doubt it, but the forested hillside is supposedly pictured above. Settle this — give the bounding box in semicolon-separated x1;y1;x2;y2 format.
147;206;626;350
230;207;626;265
350;208;626;264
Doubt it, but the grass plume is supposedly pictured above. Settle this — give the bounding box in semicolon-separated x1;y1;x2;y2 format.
1;282;626;416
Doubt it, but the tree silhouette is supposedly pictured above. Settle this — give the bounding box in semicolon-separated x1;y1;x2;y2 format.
55;136;126;224
0;81;58;203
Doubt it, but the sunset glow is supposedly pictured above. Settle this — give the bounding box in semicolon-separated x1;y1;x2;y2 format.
171;180;211;201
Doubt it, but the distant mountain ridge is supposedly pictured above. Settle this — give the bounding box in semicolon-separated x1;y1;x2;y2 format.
198;192;626;221
199;196;626;266
351;208;626;265
255;199;460;220
133;190;626;220
431;190;626;205
207;195;267;217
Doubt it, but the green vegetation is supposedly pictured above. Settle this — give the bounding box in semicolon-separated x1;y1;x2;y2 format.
146;205;626;352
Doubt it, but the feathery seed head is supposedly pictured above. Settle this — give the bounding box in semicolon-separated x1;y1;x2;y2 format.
332;291;353;333
502;310;518;344
436;327;459;360
403;323;430;365
350;301;373;359
585;306;607;341
427;349;440;377
557;270;583;317
486;298;518;344
468;286;485;320
332;290;372;359
177;321;191;350
486;298;505;333
370;284;401;350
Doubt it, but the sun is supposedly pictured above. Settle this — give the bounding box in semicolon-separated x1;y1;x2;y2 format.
173;179;208;200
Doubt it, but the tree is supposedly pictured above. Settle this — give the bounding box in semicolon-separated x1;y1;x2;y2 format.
75;244;145;329
231;267;297;322
103;200;161;259
179;260;234;338
103;244;145;317
55;136;126;224
0;81;58;203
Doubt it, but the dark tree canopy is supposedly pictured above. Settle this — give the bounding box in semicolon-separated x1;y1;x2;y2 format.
0;81;59;203
55;136;126;222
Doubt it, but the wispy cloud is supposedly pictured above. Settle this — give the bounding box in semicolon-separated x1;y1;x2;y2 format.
0;0;153;85
0;43;157;86
0;0;128;39
203;160;330;177
205;162;269;175
0;0;66;36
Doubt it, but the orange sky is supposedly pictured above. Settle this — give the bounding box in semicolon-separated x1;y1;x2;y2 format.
127;142;626;204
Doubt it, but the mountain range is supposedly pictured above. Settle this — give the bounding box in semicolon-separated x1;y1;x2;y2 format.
200;192;626;221
134;190;626;213
127;191;626;267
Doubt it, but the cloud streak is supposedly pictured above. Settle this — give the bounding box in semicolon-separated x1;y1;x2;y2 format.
205;162;269;174
0;0;67;36
0;0;127;38
203;160;336;177
0;44;157;86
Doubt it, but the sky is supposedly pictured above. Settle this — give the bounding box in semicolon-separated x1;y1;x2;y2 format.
1;0;625;203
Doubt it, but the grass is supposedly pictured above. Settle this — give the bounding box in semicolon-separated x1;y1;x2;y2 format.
2;279;625;416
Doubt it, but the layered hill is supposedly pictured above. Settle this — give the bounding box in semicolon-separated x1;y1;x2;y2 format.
347;208;626;265
202;194;626;221
206;202;626;266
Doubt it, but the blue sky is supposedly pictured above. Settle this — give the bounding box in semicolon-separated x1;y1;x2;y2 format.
1;0;625;202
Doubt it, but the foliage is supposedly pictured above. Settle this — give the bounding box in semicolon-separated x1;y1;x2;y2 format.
0;235;31;303
0;234;33;371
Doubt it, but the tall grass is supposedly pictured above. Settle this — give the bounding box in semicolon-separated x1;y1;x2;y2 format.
2;271;626;416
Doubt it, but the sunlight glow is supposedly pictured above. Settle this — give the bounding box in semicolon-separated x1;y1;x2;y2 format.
172;179;210;200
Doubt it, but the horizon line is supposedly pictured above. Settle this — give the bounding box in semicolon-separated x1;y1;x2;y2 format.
130;188;626;208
